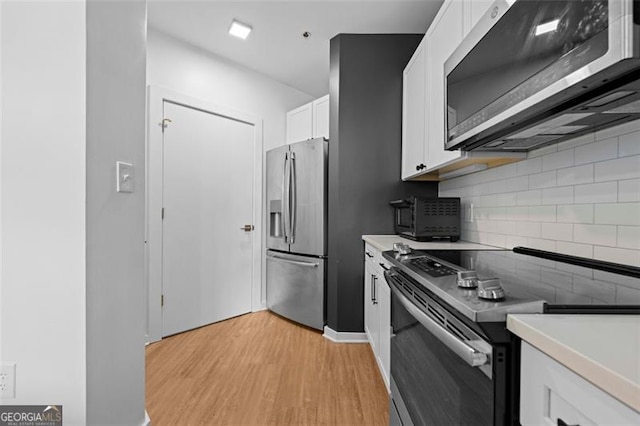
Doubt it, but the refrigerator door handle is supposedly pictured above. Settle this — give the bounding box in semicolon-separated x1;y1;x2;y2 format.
282;152;289;243
267;253;319;268
290;151;297;245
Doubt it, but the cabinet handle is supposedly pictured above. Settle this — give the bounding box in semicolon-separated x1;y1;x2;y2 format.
372;275;378;305
415;163;426;171
557;419;579;426
365;251;374;258
370;274;375;303
379;263;390;271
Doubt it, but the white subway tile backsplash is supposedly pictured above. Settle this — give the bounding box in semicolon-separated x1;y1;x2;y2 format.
557;133;595;151
593;246;640;266
529;170;557;189
506;206;528;221
574;181;617;204
542;149;574;171
619;179;640;202
556;241;594;258
494;221;517;235
557;204;594;224
574;224;617;247
506;235;528;248
517;157;542;176
617;226;640;250
594;203;640;226
495;193;517;207
515;221;541;238
574;137;618;165
557;164;593;186
517;190;542;206
507;176;529;192
486;233;507;248
594;155;640;182
492;163;518;181
618;131;640;157
541;223;573;241
541;186;574;205
529;144;558;158
528;206;556;222
439;120;640;266
525;238;557;252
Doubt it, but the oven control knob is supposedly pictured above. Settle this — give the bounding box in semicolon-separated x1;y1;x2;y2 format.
477;278;505;300
457;271;478;288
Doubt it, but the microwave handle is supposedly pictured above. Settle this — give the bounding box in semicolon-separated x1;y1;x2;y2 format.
385;270;488;368
389;199;411;207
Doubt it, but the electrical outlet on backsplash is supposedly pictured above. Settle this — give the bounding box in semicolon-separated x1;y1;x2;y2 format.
439;119;640;271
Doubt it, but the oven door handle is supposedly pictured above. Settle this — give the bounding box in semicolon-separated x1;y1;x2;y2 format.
387;275;488;368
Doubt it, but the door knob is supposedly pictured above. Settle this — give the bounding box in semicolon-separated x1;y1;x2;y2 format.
241;225;254;231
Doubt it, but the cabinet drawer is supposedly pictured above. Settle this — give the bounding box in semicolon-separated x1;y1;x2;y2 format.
364;243;378;267
520;342;640;426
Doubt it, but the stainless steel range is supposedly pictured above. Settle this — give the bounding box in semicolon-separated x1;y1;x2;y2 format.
383;246;640;426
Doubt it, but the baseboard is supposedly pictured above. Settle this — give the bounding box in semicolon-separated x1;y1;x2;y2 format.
322;326;368;343
141;410;151;426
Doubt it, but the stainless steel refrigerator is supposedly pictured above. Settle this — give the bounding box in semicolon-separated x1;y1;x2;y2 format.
266;137;327;330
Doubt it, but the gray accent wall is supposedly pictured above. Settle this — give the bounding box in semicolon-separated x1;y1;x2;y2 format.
327;34;438;332
86;1;147;424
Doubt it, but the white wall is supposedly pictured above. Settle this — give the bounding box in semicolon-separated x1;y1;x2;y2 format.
146;28;313;325
1;2;87;424
440;121;640;302
86;1;147;425
147;28;314;152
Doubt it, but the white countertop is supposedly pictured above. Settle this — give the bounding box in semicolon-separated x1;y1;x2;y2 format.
508;314;640;412
362;234;503;252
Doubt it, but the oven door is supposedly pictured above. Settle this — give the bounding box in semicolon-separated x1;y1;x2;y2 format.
385;269;496;425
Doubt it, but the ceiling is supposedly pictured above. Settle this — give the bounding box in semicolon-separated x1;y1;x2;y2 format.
147;1;444;98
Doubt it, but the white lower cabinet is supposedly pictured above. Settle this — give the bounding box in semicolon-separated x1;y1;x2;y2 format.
520;342;640;426
363;243;391;392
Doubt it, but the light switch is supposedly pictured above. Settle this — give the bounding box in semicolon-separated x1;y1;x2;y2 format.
117;161;134;193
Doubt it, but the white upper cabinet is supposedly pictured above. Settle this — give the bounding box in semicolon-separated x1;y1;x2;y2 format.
286;95;329;144
401;0;524;180
464;0;494;35
402;37;427;180
286;102;313;144
425;0;465;171
312;95;330;140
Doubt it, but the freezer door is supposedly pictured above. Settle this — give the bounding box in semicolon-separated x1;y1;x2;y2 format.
266;145;290;252
266;251;325;330
289;138;327;256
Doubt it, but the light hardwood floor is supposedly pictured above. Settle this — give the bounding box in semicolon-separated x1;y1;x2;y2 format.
146;310;389;425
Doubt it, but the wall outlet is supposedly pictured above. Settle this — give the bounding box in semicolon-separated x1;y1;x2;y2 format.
1;363;16;399
465;203;475;223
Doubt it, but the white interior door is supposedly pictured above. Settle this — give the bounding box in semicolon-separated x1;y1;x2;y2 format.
161;101;254;337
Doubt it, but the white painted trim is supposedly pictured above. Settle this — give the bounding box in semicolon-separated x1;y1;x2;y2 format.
145;85;263;343
322;326;368;343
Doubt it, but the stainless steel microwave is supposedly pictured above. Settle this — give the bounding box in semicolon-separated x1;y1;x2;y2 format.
445;0;640;152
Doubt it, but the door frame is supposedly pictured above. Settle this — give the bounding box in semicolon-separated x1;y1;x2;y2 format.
146;85;263;343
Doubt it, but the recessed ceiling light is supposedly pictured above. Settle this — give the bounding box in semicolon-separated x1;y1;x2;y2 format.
229;20;252;40
535;19;559;36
